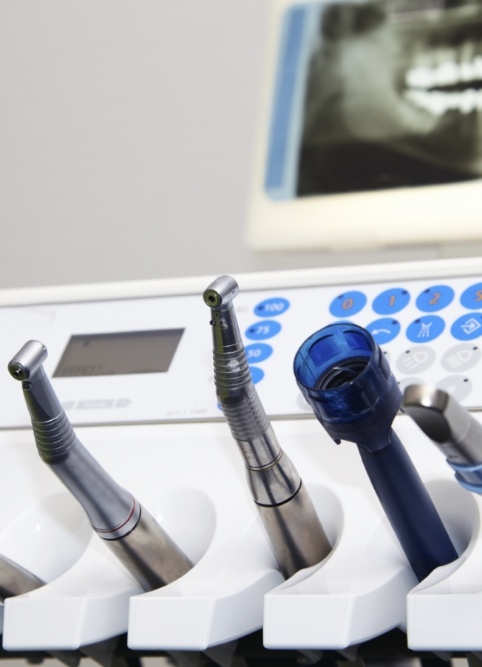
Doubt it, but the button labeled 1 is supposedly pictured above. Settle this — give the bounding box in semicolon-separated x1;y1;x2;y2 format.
373;288;410;315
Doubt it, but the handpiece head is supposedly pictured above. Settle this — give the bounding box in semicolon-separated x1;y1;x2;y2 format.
8;340;48;382
203;275;239;311
294;323;401;449
403;384;482;467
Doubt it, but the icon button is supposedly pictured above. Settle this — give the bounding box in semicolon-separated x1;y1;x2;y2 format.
451;313;482;341
406;315;445;343
366;318;400;344
441;343;481;373
396;346;436;374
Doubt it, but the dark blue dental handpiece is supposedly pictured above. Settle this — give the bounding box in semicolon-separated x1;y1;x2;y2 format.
294;322;458;582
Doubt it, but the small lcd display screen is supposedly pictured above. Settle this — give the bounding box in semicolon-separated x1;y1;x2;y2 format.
53;329;185;377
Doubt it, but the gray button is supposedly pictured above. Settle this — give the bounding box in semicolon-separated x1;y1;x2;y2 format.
436;376;472;403
441;343;481;373
396;346;436;375
77;400;115;410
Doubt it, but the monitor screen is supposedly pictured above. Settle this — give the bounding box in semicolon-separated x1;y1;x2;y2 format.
54;329;185;377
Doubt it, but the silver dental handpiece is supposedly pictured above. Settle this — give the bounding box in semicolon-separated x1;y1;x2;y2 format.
204;275;331;578
8;340;193;591
403;383;482;494
0;553;45;601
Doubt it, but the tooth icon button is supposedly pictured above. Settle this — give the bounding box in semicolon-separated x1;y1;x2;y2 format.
441;343;481;373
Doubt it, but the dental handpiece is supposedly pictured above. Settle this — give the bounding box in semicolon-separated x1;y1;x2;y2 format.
8;341;193;591
294;322;458;582
203;276;331;578
403;384;482;494
0;553;45;601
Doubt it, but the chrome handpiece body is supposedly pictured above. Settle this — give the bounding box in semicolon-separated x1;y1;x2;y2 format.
8;341;193;591
204;275;330;578
0;553;45;601
294;322;457;582
403;383;482;494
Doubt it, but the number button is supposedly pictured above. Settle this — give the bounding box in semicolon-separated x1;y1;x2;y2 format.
254;297;290;317
329;291;367;317
461;283;482;310
416;285;454;312
245;320;282;340
373;288;410;315
245;343;273;363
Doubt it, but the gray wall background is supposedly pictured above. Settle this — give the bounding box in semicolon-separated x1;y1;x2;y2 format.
1;0;481;291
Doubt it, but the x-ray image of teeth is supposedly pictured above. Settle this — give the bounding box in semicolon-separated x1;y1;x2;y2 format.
269;0;482;198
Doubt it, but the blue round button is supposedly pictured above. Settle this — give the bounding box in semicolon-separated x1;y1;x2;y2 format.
254;297;290;317
366;318;401;344
245;343;273;364
245;320;281;340
451;313;482;341
406;315;445;343
373;288;410;315
416;285;454;312
461;283;482;310
249;366;265;384
329;291;367;317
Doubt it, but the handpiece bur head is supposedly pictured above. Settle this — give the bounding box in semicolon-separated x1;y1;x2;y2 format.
8;340;48;382
203;275;239;311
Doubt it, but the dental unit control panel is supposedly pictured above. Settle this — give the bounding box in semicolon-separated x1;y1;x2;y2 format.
0;257;482;658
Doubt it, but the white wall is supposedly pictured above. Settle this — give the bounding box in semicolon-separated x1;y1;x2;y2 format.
1;1;481;290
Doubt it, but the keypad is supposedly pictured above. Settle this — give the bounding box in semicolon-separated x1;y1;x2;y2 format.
241;277;482;408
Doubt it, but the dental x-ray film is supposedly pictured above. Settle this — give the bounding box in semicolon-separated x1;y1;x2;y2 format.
267;0;482;198
247;0;482;250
